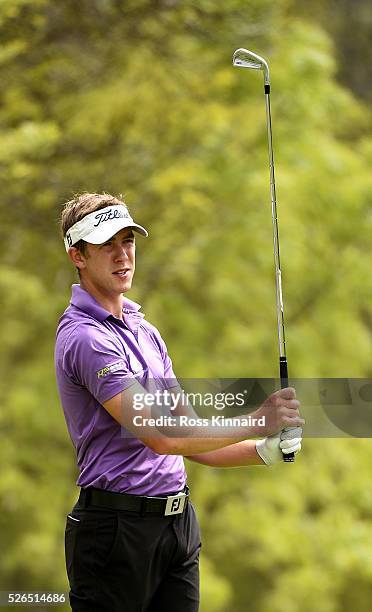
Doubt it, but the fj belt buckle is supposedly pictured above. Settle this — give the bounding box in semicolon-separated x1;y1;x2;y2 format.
164;492;187;516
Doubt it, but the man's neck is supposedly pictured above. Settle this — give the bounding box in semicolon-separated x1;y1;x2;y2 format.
80;279;124;319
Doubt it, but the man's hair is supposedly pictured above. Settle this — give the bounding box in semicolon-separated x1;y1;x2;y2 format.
60;192;128;255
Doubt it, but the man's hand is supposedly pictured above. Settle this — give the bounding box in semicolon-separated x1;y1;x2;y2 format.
255;427;303;465
251;387;304;437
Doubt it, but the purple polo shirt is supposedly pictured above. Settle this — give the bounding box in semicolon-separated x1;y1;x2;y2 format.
55;284;186;495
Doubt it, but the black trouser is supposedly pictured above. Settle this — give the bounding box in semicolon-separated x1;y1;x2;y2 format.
65;493;201;612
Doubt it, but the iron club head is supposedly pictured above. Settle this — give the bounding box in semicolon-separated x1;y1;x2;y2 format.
232;48;270;87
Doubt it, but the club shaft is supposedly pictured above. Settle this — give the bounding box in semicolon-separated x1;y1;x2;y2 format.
264;88;287;364
264;86;294;463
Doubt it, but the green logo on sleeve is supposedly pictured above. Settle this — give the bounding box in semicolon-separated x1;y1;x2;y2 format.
96;360;126;379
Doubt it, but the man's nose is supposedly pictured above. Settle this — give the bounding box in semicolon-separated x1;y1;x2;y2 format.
113;242;130;259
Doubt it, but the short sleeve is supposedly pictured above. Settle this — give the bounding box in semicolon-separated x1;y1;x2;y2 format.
146;323;178;387
62;323;136;404
163;346;177;380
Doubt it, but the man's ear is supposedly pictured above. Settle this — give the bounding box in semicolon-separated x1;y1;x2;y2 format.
68;246;87;271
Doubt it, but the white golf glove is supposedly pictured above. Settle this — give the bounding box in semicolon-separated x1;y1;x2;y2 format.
255;427;302;466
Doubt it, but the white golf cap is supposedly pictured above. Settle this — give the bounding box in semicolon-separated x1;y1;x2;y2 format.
64;205;148;251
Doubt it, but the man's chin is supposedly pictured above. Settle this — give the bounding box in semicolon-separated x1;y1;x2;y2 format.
119;279;133;293
121;284;132;293
112;273;133;291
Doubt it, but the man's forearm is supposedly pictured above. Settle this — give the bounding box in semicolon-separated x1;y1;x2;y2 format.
104;383;303;457
185;440;265;467
144;431;258;457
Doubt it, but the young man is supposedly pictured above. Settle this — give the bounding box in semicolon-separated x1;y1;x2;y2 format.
55;193;303;612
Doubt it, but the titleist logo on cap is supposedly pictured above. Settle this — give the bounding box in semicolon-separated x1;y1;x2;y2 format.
93;208;131;227
63;203;147;251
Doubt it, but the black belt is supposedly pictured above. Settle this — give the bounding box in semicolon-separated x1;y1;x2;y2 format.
79;486;189;516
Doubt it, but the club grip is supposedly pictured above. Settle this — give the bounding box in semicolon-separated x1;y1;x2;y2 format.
280;357;288;388
280;357;295;462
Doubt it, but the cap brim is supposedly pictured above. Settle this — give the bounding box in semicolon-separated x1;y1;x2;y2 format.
83;218;148;244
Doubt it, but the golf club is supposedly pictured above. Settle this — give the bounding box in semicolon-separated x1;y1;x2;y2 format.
232;48;294;462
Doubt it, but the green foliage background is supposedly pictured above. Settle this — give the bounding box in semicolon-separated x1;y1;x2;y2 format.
1;1;372;610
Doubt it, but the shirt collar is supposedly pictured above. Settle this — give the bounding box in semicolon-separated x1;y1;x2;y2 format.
70;284;143;325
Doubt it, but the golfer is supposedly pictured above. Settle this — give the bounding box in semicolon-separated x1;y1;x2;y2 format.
55;193;303;612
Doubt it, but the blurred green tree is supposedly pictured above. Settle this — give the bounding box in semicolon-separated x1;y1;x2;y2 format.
297;0;372;102
0;1;372;611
